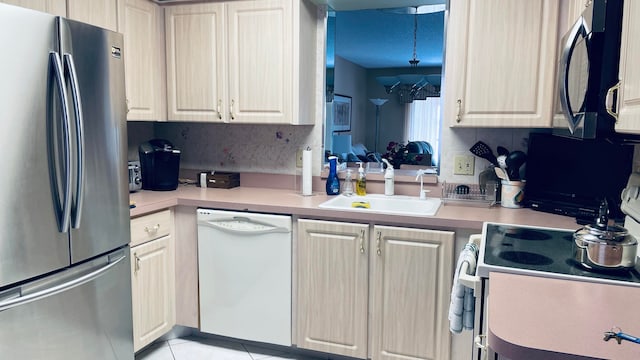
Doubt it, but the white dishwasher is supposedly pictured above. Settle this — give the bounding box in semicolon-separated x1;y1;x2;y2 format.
197;209;292;346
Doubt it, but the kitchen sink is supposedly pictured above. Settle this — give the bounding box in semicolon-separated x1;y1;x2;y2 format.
318;194;441;216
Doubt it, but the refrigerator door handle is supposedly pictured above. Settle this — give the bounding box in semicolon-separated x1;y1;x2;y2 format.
63;53;85;229
49;51;72;233
0;252;126;312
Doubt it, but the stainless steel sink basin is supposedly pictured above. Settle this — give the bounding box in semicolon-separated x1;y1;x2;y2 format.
318;194;441;216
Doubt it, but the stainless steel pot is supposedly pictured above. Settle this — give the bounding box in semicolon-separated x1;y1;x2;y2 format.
573;199;638;270
573;224;638;270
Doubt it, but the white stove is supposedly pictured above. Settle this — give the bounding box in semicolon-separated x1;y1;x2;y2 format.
461;172;640;359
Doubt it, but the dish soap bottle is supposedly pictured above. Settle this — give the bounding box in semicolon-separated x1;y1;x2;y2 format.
342;168;354;196
382;159;394;196
356;162;366;196
325;156;340;195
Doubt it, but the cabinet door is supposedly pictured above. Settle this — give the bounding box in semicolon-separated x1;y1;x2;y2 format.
226;0;292;124
613;0;640;134
131;235;176;352
67;0;118;31
165;3;226;122
370;226;454;360
444;0;559;127
118;0;166;121
0;0;65;15
296;219;369;359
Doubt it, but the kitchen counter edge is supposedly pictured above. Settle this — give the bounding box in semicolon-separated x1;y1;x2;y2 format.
129;185;579;231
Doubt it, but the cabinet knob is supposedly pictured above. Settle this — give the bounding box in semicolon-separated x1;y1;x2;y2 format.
229;99;236;121
217;99;223;120
144;224;160;235
134;253;141;273
456;99;462;123
359;229;365;254
376;231;382;256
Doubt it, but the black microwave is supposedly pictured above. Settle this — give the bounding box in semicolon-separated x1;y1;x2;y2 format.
554;0;623;139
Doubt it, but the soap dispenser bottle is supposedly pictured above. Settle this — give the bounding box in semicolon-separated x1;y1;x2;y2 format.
342;168;354;196
382;159;394;196
326;156;340;195
356;162;366;196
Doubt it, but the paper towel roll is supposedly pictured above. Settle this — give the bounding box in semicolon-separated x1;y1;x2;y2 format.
302;148;312;196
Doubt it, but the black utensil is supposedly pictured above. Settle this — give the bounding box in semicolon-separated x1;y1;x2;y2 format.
469;141;498;166
505;151;526;180
497;146;510;156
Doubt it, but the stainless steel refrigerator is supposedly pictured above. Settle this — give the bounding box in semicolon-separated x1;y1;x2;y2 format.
0;4;133;359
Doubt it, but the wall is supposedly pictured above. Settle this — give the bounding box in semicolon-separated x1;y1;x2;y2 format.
333;55;367;145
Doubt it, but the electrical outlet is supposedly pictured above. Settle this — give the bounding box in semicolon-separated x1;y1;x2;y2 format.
296;148;304;168
454;155;475;175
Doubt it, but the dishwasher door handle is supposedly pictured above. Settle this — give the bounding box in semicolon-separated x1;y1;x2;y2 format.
198;218;291;235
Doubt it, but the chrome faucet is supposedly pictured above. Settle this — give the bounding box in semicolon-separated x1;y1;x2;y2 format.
415;169;430;199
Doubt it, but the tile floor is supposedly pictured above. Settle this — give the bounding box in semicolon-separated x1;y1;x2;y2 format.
135;336;324;360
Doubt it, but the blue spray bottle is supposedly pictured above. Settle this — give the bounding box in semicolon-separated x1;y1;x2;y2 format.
326;156;340;195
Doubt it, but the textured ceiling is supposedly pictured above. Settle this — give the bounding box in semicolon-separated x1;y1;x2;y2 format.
328;9;445;69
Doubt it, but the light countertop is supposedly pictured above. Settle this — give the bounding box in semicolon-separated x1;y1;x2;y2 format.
130;184;579;231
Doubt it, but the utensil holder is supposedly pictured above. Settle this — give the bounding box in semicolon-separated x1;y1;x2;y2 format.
500;180;525;208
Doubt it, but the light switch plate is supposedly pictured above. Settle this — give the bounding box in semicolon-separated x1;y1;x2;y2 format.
454;155;475;175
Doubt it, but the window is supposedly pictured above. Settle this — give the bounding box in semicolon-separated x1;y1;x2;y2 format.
404;97;441;166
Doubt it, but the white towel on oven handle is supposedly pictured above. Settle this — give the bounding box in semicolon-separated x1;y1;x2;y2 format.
448;242;478;333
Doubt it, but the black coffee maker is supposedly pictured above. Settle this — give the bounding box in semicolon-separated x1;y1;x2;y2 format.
138;139;181;191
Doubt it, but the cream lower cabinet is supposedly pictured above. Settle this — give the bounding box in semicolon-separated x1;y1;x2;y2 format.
130;210;176;352
296;219;454;360
118;0;166;121
444;0;560;128
296;219;369;358
369;225;454;360
164;0;317;124
612;0;640;134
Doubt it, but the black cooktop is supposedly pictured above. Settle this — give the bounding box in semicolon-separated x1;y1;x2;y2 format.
477;223;640;287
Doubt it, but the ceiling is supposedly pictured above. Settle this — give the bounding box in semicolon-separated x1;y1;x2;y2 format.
328;8;445;69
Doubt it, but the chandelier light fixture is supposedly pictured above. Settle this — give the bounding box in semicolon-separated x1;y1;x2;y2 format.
376;6;441;103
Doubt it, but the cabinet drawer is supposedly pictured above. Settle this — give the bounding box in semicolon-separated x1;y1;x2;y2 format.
130;210;171;247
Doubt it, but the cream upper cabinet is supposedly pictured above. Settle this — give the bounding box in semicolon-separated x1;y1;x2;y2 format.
118;0;166;121
612;0;640;134
0;0;65;15
559;0;588;34
225;0;292;124
296;219;369;358
1;0;118;31
67;0;118;31
165;3;226;122
444;0;560;128
165;0;317;124
369;226;454;360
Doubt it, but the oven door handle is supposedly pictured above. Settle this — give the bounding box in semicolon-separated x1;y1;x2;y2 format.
459;234;482;296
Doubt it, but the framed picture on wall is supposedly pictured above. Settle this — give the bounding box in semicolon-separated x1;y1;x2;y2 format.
332;94;352;132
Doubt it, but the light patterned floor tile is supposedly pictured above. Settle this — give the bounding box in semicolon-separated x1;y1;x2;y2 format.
170;337;253;360
135;341;174;360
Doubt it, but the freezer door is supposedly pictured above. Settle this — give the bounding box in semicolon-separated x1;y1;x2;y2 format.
0;247;133;359
58;19;131;263
0;4;72;288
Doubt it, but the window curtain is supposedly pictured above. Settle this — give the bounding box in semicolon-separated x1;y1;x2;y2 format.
404;97;441;166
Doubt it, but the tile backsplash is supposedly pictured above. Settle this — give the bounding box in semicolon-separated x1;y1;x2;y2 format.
128;121;322;175
127;121;638;184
